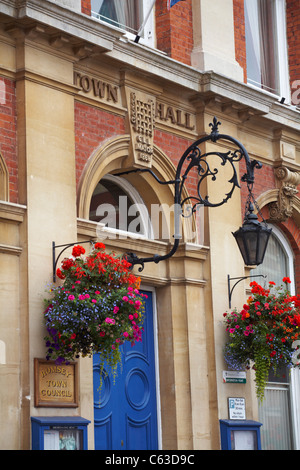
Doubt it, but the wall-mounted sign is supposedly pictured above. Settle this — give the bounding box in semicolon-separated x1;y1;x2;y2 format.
228;397;246;420
223;370;246;383
34;359;78;408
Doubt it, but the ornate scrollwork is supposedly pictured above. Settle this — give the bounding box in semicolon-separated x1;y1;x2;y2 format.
117;117;263;271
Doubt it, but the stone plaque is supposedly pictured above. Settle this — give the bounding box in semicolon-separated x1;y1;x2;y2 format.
126;89;156;167
34;358;78;408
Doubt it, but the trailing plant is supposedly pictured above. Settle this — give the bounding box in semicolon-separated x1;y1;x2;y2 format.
44;242;145;381
223;277;300;401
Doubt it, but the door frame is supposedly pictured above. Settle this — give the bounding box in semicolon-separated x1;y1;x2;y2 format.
141;285;162;450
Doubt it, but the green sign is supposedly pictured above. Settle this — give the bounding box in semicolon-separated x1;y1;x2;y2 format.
223;371;246;384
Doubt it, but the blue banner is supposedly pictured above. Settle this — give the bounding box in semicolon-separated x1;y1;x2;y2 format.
170;0;184;6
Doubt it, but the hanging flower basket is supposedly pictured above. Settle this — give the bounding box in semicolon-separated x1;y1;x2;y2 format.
44;242;145;380
223;277;300;401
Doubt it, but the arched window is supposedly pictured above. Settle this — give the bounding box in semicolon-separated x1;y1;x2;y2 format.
89;174;153;239
251;225;293;289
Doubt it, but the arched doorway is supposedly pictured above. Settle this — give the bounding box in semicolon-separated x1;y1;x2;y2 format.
93;289;159;450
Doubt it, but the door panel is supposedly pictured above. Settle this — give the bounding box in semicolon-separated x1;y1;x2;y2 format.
93;290;158;450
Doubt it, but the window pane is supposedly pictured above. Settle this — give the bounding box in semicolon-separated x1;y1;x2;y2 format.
245;0;280;95
258;384;292;450
251;231;288;285
91;0;143;35
89;179;142;234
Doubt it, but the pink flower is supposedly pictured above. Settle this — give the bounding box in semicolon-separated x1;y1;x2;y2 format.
105;317;115;325
122;296;129;302
68;295;75;301
128;314;134;321
134;300;142;309
264;303;270;309
95;290;100;295
123;331;129;337
92;299;97;303
113;306;120;314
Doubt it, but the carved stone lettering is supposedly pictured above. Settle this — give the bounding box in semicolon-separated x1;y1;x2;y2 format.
74;72;119;104
155;102;195;130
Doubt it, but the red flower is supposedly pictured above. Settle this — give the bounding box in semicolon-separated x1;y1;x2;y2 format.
72;245;86;258
94;242;105;250
282;277;291;284
61;258;74;270
56;268;65;279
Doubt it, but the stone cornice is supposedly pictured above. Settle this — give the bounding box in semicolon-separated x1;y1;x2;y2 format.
1;0;299;133
0;200;26;223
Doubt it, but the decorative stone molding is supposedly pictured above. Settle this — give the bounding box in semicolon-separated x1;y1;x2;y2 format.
269;166;300;222
126;89;156;168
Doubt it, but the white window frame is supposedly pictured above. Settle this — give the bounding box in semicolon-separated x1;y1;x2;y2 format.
245;0;290;102
91;174;155;241
91;0;155;48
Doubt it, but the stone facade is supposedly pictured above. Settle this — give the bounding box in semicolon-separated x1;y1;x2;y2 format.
0;0;299;450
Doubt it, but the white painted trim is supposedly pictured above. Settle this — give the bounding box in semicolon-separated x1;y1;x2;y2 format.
268;224;295;294
275;0;291;102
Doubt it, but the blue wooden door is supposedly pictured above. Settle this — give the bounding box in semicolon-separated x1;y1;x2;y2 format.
93;290;158;450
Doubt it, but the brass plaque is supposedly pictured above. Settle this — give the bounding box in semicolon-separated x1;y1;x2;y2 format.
34;359;78;408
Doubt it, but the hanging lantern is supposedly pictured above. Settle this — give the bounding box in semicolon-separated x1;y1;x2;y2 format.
232;202;272;266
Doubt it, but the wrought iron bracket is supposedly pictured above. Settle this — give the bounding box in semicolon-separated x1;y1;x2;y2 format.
52;240;95;282
227;274;267;308
116;117;263;271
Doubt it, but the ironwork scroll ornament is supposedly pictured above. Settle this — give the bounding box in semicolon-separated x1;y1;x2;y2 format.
117;117;263;271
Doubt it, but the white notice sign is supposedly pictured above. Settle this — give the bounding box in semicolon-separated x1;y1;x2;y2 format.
223;370;246;383
228;397;246;420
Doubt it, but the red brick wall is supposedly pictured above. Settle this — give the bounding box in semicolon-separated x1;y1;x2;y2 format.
239;159;276;219
81;0;91;15
233;0;247;83
0;77;18;203
74;102;125;188
154;128;196;193
75;101;196;195
286;0;300;103
156;0;193;65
